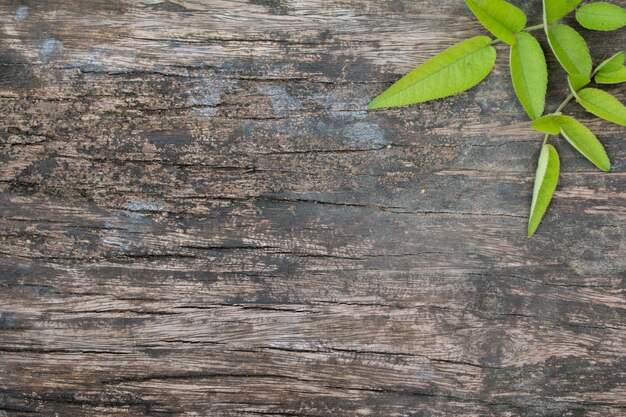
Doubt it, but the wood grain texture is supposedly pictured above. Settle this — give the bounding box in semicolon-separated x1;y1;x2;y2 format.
1;0;625;415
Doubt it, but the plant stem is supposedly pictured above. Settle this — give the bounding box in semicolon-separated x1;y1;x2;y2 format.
524;24;545;32
555;93;575;114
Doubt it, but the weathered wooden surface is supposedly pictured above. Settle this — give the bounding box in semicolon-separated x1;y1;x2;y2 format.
1;0;625;415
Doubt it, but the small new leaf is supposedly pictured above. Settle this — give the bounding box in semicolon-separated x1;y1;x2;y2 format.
596;51;625;74
576;2;626;31
528;144;559;237
465;0;527;45
368;36;496;109
510;32;547;120
544;0;583;24
595;53;626;84
577;88;626;126
595;67;626;84
558;116;612;171
547;24;592;77
532;115;561;134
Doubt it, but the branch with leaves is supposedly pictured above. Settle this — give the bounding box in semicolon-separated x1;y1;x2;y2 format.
368;0;626;237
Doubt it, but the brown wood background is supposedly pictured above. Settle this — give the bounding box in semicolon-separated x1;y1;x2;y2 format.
1;0;625;416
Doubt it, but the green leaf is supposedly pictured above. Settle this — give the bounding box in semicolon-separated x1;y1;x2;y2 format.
596;51;625;74
595;52;626;84
546;24;592;76
528;144;559;237
532;115;562;134
532;115;611;171
544;0;583;24
577;88;626;126
568;74;589;92
465;0;526;45
595;66;626;84
558;115;611;171
576;2;626;31
510;32;547;120
368;37;496;110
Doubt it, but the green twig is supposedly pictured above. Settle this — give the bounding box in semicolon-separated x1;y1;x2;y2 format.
555;93;575;114
524;23;545;32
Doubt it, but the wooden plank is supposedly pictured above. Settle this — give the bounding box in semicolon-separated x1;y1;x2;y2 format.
1;0;625;415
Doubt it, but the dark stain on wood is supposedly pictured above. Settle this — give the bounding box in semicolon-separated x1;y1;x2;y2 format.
1;0;625;415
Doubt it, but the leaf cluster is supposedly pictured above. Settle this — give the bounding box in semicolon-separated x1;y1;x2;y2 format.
369;0;626;237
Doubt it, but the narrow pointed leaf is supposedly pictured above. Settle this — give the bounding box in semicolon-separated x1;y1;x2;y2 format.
533;115;611;171
510;32;547;119
596;51;625;74
568;74;589;92
595;52;626;84
544;0;583;24
532;115;562;134
576;2;626;31
558;115;611;171
546;24;592;76
577;88;626;126
595;66;626;84
465;0;526;45
528;144;559;237
368;37;496;109
595;51;626;84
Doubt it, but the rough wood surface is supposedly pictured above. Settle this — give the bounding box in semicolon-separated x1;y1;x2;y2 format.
1;0;625;416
